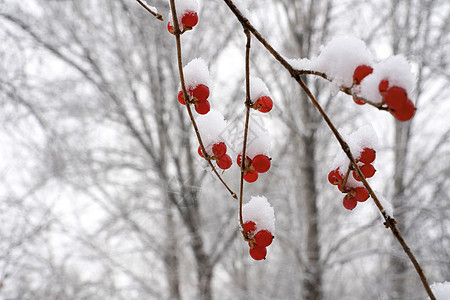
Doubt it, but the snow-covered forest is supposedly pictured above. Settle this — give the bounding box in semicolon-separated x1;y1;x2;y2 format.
0;0;449;299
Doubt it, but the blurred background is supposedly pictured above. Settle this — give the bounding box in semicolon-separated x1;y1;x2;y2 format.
0;0;449;299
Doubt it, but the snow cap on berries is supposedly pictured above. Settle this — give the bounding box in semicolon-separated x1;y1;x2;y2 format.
196;109;228;155
313;36;373;88
359;55;416;104
242;196;275;234
242;115;271;159
249;77;271;103
168;0;199;23
181;58;211;90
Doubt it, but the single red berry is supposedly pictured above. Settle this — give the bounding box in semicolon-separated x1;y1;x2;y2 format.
243;221;256;234
167;22;174;34
212;142;227;158
359;148;376;164
353;187;369;202
254;96;273;113
198;146;204;158
384;86;408;110
237;154;242;167
254;230;273;247
392;99;415;122
244;170;258;183
249;244;267;260
353;164;376;181
353;65;373;85
379;79;389;94
328;169;343;185
195;99;210;115
353;96;366;105
178;90;186;105
181;11;198;28
252;155;271;173
192;84;209;102
343;195;357;210
217;154;232;170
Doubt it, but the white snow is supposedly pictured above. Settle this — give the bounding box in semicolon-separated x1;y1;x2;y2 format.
196;109;228;156
239;115;271;159
376;192;394;218
312;36;373;88
249;77;271;103
359;55;416;103
242;195;275;234
428;281;450;300
182;58;211;90
286;57;313;70
168;0;199;23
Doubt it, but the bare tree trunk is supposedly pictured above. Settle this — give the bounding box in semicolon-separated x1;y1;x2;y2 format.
164;199;182;300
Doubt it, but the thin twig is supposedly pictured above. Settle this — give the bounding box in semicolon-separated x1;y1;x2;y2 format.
238;29;252;232
222;1;436;298
168;0;237;199
136;0;164;21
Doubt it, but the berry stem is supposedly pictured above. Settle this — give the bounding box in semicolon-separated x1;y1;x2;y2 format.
340;162;353;192
168;0;237;200
239;29;252;235
222;1;435;298
135;0;164;21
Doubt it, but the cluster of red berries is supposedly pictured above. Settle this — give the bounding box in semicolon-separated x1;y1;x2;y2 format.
242;221;274;260
198;142;232;170
252;96;273;113
352;65;415;121
328;147;376;210
168;10;198;34
237;154;271;183
178;84;210;115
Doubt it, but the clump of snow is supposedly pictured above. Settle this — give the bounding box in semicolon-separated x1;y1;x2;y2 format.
330;124;378;187
286;57;313;70
359;55;416;103
242;195;275;234
428;281;450;300
238;115;271;159
249;77;271;103
182;58;211;90
375;192;394;219
168;0;198;23
196;109;228;156
313;36;373;88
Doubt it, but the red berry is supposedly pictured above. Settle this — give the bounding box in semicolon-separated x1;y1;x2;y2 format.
243;221;256;234
198;146;204;158
379;79;389;94
392;99;415;122
359;148;376;164
181;11;198;28
167;22;174;34
217;154;232;170
195;99;210;115
244;170;258;183
249;244;267;260
328;169;343;185
353;65;373;85
385;86;407;110
343;195;357;210
212;142;227;158
252;155;271;173
353;96;366;105
254;96;273;113
178;90;186;105
353;164;376;181
353;187;369;202
237;154;242;167
192;84;209;102
254;230;273;247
